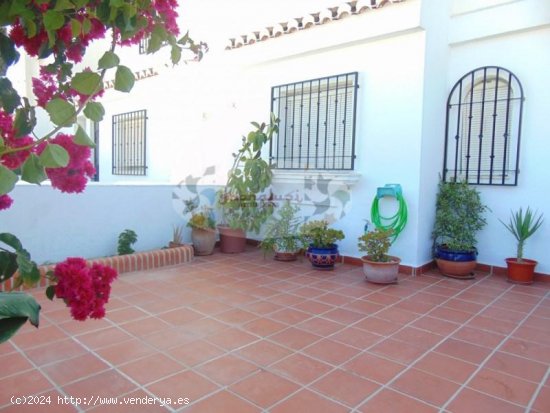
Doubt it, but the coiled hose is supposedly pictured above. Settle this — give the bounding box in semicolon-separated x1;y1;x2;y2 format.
371;190;408;243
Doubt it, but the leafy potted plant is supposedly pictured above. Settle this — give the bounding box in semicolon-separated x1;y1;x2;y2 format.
300;220;345;270
169;225;184;248
359;228;400;284
500;207;544;284
432;180;487;279
260;200;302;261
217;114;278;253
184;198;216;256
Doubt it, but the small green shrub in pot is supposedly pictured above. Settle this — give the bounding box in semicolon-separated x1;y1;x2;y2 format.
358;228;395;262
299;220;345;249
260;200;302;260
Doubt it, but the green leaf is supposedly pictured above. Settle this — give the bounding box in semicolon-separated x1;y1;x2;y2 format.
171;45;181;65
13;105;36;137
0;251;18;282
0;165;18;195
8;0;30;17
22;16;37;38
114;65;135;92
43;10;65;31
45;285;55;301
97;51;120;69
54;0;74;10
74;125;95;147
71;71;101;95
0;233;23;251
38;143;69;168
70;18;82;37
82;17;91;34
21;154;47;184
83;101;104;122
0;32;20;68
0;292;41;343
45;98;76;127
16;251;40;287
0;78;21;113
110;0;124;6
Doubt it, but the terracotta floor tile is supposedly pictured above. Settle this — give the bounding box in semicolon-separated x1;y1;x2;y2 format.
189;299;233;316
468;367;539;406
467;315;518;335
270;389;349;413
411;315;460;335
293;299;335;314
9;325;68;350
447;387;525;413
205;328;258;351
297;317;345;336
485;351;548;383
0;352;35;379
375;307;420;325
370;338;427;364
316;292;355;306
42;353;109;386
303;338;361;365
513;325;550;346
184;390;260;413
76;327;133;350
156;307;204;326
166;339;225;367
343;352;406;384
391;368;460;406
342;299;385;314
25;338;88;366
243;300;283;315
146;369;218;402
236;340;292;367
104;306;149;324
271;353;332;385
413;352;477;384
291;286;326;299
354;316;403;336
358;388;438;413
62;369;137;400
216;308;258;325
118;353;185;385
312;368;380;407
445;298;485;314
270;327;321;350
434;338;492;364
119;317;171;337
391;326;444;349
196;354;259;385
0;370;54;406
57;318;113;336
429;306;473;324
393;298;438;314
533;385;550;413
365;292;403;305
451;325;506;348
268;293;305;307
500;337;550;363
88;389;170;412
95;338;155;365
230;371;299;408
321;308;366;325
242;317;287;337
269;308;312;325
180;317;229;338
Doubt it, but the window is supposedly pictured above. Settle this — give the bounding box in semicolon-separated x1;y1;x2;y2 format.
138;37;149;54
443;66;524;185
270;72;359;170
112;110;147;176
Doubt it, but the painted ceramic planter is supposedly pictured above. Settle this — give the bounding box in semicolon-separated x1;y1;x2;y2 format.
435;245;477;279
306;244;339;270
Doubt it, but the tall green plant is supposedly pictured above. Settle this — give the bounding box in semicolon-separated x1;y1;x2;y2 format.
500;207;543;261
260;200;302;254
432;180;487;252
218;113;279;233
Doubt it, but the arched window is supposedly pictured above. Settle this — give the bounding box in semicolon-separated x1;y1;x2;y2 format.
443;67;524;185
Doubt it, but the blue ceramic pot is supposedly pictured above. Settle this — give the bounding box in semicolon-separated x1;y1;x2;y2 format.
306;244;339;270
435;245;477;262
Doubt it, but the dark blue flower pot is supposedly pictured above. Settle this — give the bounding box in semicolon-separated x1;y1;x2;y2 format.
435;245;477;262
306;244;339;270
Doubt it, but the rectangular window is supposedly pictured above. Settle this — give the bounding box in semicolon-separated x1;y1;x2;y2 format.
138;37;149;54
112;110;147;176
270;72;358;170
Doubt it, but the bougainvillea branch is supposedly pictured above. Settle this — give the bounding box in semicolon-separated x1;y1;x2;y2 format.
0;0;206;343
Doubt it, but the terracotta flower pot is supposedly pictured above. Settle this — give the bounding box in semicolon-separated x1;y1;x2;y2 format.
192;228;216;256
435;245;477;279
218;226;246;254
361;256;401;284
274;250;299;262
505;258;537;285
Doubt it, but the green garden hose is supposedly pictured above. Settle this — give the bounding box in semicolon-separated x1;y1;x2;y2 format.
370;184;408;243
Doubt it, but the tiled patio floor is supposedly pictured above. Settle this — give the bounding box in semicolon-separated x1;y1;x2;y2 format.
2;248;550;412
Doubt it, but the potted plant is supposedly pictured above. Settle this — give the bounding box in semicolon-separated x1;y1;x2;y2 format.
217;114;279;253
300;220;345;270
358;228;401;284
432;180;487;279
184;198;216;256
260;200;302;261
500;207;544;284
169;225;184;248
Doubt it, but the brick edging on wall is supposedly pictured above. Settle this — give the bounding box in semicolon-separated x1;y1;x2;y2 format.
1;245;194;292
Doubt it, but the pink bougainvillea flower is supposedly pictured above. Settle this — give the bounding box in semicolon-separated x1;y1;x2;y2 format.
39;133;96;193
53;258;118;321
0;110;34;169
0;194;13;211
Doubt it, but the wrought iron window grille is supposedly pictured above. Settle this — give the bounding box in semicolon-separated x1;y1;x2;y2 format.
270;72;359;170
112;110;147;176
443;66;524;186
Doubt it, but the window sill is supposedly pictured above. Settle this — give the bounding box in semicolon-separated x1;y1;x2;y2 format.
271;170;362;187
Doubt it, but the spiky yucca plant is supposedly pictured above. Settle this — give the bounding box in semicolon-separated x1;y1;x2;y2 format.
500;207;544;262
